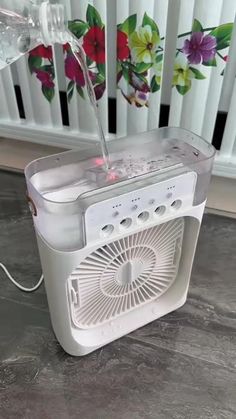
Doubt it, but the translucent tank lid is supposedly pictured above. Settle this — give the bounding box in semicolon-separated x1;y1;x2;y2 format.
25;127;215;205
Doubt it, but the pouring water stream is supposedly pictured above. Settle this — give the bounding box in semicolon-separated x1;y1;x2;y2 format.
70;36;110;171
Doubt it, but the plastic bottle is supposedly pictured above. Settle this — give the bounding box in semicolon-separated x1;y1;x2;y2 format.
0;0;110;168
0;0;69;70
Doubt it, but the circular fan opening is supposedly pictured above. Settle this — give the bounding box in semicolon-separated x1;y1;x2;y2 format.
68;218;184;329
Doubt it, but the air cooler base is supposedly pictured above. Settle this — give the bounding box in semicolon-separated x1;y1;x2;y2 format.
37;202;204;356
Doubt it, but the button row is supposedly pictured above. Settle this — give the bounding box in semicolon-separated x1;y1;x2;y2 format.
102;200;182;237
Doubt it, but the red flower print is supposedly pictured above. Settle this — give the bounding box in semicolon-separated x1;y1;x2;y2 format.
30;45;53;60
82;26;105;64
65;54;85;86
35;70;54;88
117;31;130;60
63;43;71;54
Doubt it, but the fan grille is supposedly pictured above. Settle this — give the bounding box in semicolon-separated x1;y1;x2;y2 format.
68;218;184;328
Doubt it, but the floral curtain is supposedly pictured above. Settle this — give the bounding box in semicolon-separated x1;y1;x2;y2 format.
28;4;233;107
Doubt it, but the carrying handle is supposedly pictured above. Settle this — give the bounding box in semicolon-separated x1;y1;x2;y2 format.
26;193;37;217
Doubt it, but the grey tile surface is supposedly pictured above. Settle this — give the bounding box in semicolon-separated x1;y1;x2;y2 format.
0;171;236;419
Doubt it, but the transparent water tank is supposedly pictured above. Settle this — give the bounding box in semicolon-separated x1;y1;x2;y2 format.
25;127;215;251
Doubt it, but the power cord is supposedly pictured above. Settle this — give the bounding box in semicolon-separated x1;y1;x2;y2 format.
0;263;44;292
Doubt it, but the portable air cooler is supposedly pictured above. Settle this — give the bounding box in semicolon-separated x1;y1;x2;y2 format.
25;127;215;356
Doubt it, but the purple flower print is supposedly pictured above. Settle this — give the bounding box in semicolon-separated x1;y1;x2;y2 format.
65;54;85;87
94;81;106;100
35;70;55;88
130;72;150;93
182;32;217;65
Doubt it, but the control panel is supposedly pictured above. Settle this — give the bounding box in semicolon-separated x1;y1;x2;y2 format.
84;171;197;244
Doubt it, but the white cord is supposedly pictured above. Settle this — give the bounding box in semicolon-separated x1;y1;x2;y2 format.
0;263;44;292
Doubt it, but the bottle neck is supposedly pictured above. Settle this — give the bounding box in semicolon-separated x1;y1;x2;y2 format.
38;2;70;46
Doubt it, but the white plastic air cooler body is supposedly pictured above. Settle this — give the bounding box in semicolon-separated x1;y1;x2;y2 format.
25;127;215;356
36;171;204;356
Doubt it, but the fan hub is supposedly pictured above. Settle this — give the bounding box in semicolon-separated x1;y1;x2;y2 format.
115;259;144;286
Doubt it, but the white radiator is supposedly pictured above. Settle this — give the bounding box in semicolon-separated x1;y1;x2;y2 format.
0;0;236;179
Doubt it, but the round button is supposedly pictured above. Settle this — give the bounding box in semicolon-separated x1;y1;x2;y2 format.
120;218;132;229
171;199;182;210
113;211;119;217
149;199;155;205
166;192;173;199
137;211;149;223
132;205;138;211
101;224;114;237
